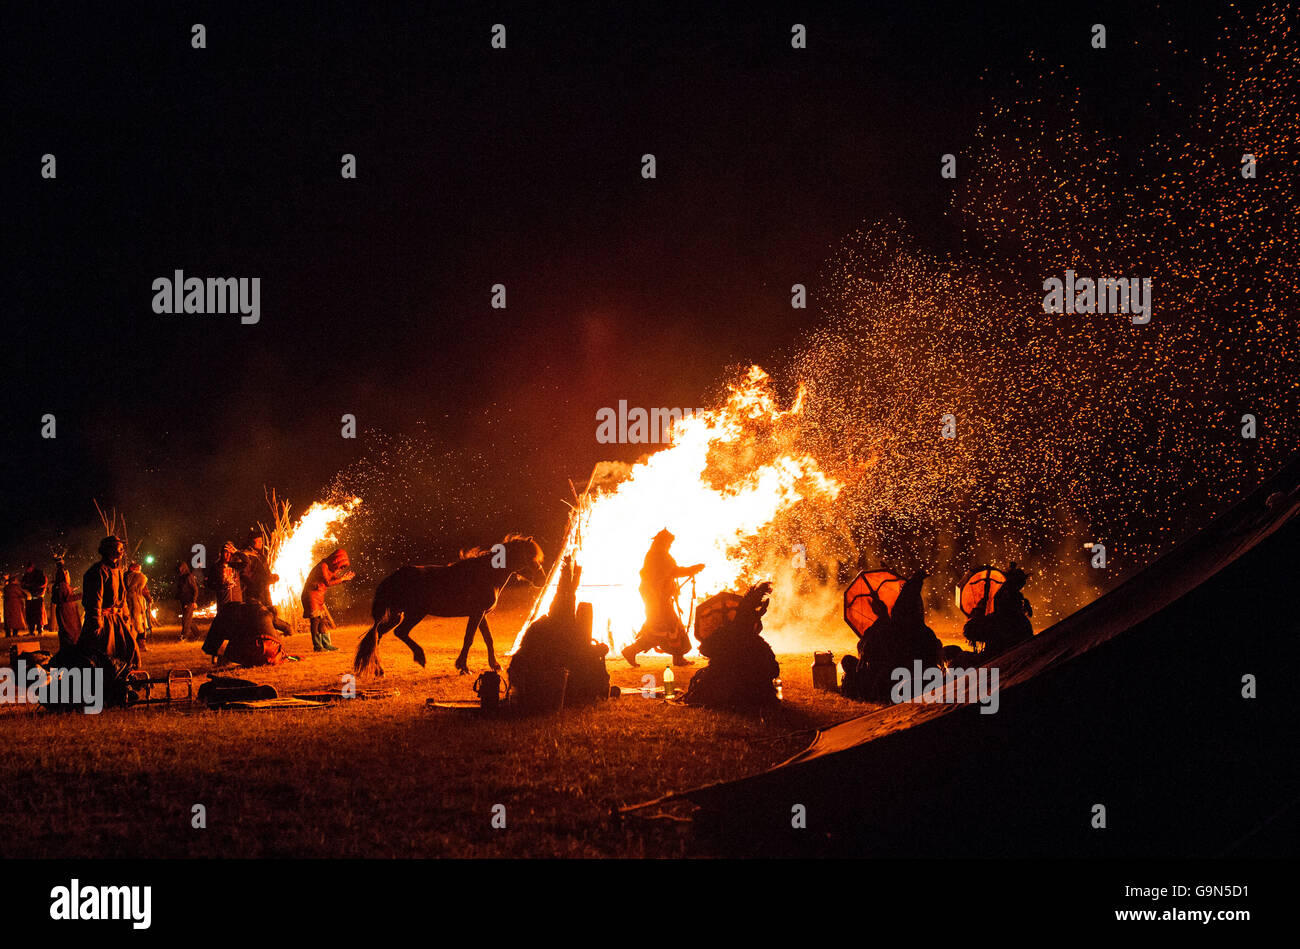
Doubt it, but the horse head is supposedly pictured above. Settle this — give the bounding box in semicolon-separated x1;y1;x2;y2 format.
501;534;546;586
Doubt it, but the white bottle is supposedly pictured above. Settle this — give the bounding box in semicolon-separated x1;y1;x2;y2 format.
663;665;675;694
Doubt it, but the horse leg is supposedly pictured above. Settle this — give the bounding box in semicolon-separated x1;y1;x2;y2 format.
455;612;484;674
393;614;427;667
479;615;500;671
372;611;404;677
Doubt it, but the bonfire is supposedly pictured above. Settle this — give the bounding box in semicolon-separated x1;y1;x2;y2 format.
260;491;361;628
513;367;842;654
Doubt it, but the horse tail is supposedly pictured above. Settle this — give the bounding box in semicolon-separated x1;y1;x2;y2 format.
353;580;394;676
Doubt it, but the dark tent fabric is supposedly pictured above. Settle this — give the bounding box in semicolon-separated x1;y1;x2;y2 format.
655;456;1300;857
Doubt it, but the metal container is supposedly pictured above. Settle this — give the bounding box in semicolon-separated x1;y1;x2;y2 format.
811;651;839;691
473;669;504;714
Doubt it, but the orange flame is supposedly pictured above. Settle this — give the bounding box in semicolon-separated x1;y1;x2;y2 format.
515;367;840;652
268;497;361;613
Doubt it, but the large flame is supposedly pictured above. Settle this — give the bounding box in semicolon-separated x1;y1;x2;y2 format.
515;367;841;652
268;497;361;613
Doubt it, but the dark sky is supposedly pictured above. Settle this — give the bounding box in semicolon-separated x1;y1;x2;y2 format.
3;0;1224;571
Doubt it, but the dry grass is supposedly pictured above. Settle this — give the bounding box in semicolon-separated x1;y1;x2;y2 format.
0;598;870;858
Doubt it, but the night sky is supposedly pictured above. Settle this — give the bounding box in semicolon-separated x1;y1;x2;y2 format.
3;0;1242;576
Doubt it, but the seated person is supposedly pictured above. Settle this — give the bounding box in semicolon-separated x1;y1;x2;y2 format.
681;582;780;708
509;557;610;706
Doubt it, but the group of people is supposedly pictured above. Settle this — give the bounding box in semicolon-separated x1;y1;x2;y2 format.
4;557;154;651
841;563;1035;703
4;528;354;678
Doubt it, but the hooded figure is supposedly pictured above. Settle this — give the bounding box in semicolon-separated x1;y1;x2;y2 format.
841;591;891;701
622;529;703;667
300;548;352;652
213;601;289;667
52;562;82;649
79;536;139;668
3;575;27;636
890;569;943;669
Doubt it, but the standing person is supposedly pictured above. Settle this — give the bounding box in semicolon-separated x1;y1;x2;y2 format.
213;542;243;605
176;561;200;641
300;549;353;652
124;562;154;651
621;529;703;667
51;561;82;650
239;531;277;608
81;536;139;668
21;562;48;635
3;574;27;637
238;532;294;637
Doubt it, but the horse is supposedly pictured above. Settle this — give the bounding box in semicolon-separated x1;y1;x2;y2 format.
353;534;545;677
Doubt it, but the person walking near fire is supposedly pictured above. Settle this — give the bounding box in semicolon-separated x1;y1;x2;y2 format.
622;528;703;667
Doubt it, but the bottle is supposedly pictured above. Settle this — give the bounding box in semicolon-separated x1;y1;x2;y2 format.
663;665;675;695
773;677;784;701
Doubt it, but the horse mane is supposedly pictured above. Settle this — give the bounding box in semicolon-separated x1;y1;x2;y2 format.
458;533;539;561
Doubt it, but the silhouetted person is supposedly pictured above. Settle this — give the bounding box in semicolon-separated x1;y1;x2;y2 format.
176;561;200;641
80;536;139;668
845;569;941;702
3;574;27;636
681;582;780;708
622;529;703;667
221;601;290;667
982;562;1034;657
301;549;352;652
51;562;82;650
238;531;277;608
21;563;48;634
841;591;891;701
890;568;943;667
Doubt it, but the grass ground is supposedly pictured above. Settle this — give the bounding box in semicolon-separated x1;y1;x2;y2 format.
0;597;875;858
